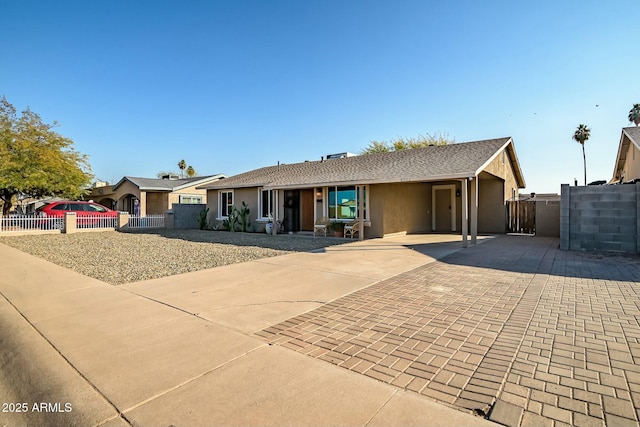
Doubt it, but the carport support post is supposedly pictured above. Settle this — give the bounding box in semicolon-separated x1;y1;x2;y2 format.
272;189;278;236
461;178;468;248
358;185;364;241
470;176;478;245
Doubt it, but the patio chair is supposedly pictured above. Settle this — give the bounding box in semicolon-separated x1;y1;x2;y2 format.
313;216;331;237
344;220;359;239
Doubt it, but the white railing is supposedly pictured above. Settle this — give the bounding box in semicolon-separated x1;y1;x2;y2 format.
127;214;165;229
76;215;118;229
0;215;62;232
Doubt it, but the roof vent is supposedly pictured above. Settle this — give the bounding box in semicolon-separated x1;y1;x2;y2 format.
162;174;180;180
325;152;357;160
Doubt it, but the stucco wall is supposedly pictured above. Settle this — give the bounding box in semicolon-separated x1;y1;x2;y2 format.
206;187;263;230
622;141;640;181
146;192;167;214
483;149;520;200
536;200;560;237
369;182;431;237
477;176;505;233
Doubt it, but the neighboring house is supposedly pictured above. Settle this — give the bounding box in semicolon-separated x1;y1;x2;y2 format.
90;174;226;216
611;127;640;183
198;137;526;243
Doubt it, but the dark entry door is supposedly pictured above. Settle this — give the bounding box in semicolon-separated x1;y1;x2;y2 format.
284;190;300;232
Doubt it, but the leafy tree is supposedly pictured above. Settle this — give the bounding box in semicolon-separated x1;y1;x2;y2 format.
186;165;196;177
178;159;187;178
0;96;92;215
572;124;591;186
629;103;640;126
360;132;454;154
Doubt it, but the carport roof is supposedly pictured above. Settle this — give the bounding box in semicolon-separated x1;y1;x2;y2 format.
199;137;526;190
113;174;226;191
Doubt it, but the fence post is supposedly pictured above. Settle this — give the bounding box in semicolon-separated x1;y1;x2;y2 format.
117;212;129;231
64;212;77;234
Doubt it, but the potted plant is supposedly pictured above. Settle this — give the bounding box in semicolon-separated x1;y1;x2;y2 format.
330;221;344;238
265;213;273;234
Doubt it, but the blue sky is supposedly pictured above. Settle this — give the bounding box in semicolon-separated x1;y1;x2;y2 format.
2;0;638;193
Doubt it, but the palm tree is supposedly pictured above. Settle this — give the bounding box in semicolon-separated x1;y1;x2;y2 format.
177;159;187;178
186;165;196;178
572;124;591;186
629;103;640;126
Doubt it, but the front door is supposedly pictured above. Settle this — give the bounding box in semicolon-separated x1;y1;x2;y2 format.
300;189;314;231
435;189;452;232
283;190;300;232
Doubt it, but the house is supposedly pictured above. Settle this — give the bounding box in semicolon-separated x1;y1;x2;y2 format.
199;137;525;244
90;174;226;216
611;127;640;183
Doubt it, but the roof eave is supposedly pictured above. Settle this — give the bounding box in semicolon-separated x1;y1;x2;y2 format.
263;173;479;190
474;138;526;188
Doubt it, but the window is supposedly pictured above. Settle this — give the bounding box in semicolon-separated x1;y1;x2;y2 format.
180;195;203;204
86;203;107;212
328;185;367;221
259;189;274;219
218;190;233;217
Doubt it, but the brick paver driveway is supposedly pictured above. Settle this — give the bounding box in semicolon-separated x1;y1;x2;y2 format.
258;236;640;427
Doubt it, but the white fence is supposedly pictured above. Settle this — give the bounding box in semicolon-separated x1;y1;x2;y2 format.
0;215;62;232
127;214;165;229
76;215;118;229
1;213;165;234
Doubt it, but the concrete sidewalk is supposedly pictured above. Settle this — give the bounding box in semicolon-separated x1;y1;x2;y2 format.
0;234;494;427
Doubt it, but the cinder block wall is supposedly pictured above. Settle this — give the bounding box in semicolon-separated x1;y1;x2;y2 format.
171;204;206;229
560;183;638;253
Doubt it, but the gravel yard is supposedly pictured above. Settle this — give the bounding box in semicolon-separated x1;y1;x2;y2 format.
0;230;346;285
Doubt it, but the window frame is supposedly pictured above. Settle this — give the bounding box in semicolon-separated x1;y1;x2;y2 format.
179;194;203;204
326;185;369;222
257;188;274;220
217;190;234;219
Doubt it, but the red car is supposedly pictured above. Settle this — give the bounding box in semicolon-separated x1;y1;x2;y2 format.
37;201;118;228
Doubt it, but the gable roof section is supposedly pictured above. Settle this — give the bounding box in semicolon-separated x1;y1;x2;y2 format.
612;127;640;182
113;174;226;192
200;137;525;190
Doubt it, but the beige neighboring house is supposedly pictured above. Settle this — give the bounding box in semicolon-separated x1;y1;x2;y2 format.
611;127;640;183
90;174;226;216
198;137;526;243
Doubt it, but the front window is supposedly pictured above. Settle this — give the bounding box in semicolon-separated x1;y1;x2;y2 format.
259;189;273;219
219;190;233;217
180;195;203;204
328;185;367;221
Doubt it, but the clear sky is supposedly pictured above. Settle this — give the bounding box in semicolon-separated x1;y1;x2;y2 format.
2;0;638;193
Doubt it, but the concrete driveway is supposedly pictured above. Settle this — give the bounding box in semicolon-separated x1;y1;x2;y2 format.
0;233;494;427
4;232;639;427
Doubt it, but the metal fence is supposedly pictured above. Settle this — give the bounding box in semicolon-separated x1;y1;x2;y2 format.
0;215;62;232
127;214;165;229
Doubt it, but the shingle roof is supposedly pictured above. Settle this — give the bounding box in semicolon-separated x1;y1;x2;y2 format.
625;126;640;146
200;137;525;190
113;174;225;191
